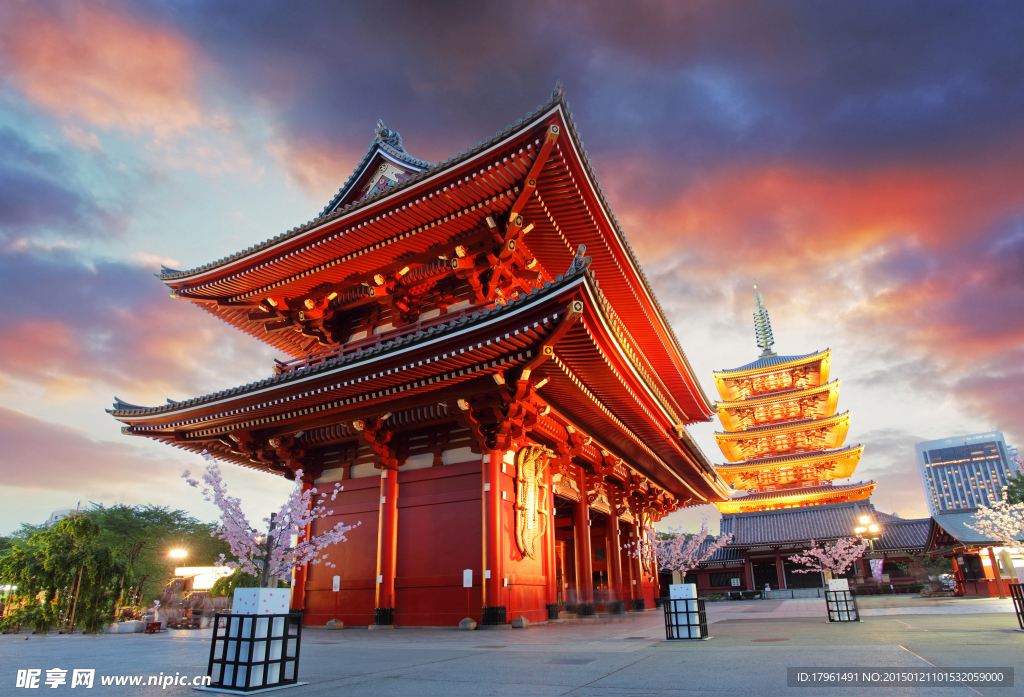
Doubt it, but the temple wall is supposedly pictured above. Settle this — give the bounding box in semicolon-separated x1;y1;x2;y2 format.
304;475;380;626
498;456;549;625
394;462;483;626
302;457;558;626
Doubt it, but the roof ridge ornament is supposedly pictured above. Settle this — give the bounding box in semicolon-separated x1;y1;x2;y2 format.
375;119;405;152
565;244;591;275
551;79;566;101
752;282;776;357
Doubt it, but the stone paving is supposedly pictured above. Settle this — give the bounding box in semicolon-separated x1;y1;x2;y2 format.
1;598;1021;696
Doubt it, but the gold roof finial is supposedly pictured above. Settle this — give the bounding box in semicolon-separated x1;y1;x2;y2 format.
752;282;776;357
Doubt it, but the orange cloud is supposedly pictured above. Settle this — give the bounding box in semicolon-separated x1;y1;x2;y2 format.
611;159;1024;278
0;5;202;135
266;137;367;202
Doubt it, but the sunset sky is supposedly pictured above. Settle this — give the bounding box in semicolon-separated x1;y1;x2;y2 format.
1;0;1022;535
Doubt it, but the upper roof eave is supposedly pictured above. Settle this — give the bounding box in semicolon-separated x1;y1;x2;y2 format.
151;84;714;420
156;94;567;285
713;349;831;378
111;263;591;420
714;444;864;470
714;410;851;438
715;379;840;410
723;480;875;504
318;135;435;218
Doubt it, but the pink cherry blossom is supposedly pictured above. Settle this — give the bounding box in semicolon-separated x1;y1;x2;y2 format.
788;537;868;575
967;485;1024;548
183;450;360;582
623;517;733;575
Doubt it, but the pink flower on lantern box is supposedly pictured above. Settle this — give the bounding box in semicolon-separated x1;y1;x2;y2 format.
232;588;291;615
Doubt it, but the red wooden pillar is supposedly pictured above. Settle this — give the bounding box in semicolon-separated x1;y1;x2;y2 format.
605;514;623;603
290;481;312;611
775;549;786;590
632;523;645;602
573;487;593;606
483;450;504;610
374;467;399;611
544;465;557;606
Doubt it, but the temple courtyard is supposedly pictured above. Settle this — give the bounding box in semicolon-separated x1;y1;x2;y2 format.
1;597;1021;696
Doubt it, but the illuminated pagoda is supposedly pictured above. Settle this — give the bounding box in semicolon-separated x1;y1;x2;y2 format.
711;285;873;514
679;285;901;596
107;83;731;628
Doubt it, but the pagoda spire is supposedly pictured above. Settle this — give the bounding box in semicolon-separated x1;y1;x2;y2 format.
752;282;776;357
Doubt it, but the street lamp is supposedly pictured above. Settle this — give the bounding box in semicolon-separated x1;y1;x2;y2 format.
855;516;882;551
169;549;187;559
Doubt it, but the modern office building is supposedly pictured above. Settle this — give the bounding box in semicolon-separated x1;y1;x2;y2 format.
915;432;1015;515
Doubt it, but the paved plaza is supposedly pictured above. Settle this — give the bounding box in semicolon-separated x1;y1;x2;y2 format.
1;597;1022;696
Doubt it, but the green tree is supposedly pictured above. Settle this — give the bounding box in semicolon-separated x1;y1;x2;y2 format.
0;515;125;634
86;504;230;604
1005;470;1024;506
209;569;260;598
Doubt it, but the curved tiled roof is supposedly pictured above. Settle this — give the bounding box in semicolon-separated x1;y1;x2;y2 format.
930;510;1016;545
875;519;932;551
142;82;715;423
725;481;870;505
715;444;864;470
110;257;591;417
719;499;924;547
715;379;840;410
714;411;849;437
715;350;827;375
318;126;435;218
157;87;572;283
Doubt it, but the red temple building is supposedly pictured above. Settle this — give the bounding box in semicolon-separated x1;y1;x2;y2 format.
108;83;731;627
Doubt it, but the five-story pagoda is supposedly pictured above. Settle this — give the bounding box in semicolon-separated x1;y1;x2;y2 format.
711;285;873;514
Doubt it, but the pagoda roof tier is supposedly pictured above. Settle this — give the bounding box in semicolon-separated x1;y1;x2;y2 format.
715;481;875;514
152;86;713;424
714;444;864;487
110;267;729;504
712;349;831;402
715;380;841;432
714;411;851;462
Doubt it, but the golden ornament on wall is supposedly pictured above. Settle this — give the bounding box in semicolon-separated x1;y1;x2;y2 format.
515;444;550;560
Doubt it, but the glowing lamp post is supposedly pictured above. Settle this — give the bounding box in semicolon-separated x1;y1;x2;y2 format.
854;516;882;552
169;549;187;560
855;515;884;586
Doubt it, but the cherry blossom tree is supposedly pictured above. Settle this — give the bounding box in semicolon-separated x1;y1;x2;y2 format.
966;486;1024;548
625;518;733;576
788;537;869;577
183;451;359;587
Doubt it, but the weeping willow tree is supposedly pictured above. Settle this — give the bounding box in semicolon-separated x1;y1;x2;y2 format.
0;515;126;634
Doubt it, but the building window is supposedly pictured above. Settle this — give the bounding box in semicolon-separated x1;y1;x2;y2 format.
709;572;740;587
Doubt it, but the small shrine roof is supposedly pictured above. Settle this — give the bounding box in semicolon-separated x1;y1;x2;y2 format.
717;498;921;547
928;510;1010;546
109;255;589;418
714;349;829;376
876;518;933;552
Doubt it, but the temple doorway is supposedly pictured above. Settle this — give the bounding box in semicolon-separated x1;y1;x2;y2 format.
752;560;781;590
